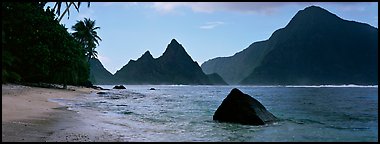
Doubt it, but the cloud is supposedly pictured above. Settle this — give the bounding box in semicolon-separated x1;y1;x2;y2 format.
151;2;370;15
101;2;139;9
200;21;225;29
151;2;188;13
331;2;367;12
151;2;294;14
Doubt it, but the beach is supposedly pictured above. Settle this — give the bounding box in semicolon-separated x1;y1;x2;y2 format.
2;84;121;142
3;84;377;142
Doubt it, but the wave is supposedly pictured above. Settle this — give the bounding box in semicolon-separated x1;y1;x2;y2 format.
96;84;378;88
284;85;378;88
284;117;326;125
237;85;378;88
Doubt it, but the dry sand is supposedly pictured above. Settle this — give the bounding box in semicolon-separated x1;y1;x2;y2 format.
2;84;122;142
2;84;95;122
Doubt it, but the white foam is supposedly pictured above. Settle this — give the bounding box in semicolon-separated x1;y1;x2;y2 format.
284;84;378;88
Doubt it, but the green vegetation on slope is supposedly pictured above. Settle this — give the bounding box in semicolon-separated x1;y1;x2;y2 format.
2;2;90;86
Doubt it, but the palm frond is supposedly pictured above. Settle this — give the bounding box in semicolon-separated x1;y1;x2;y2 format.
66;2;70;20
54;2;62;16
73;2;80;12
51;2;92;22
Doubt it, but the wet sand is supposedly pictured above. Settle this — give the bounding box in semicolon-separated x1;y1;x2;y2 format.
2;84;122;142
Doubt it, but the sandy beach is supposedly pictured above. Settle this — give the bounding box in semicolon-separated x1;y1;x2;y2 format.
2;84;121;142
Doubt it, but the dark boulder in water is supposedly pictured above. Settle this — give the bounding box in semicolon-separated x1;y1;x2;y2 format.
149;88;156;90
113;85;126;89
213;88;278;125
97;92;107;94
92;85;110;90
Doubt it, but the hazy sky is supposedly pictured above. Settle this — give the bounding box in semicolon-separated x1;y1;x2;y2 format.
46;2;378;74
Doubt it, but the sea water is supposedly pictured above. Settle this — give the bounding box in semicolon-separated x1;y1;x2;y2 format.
51;85;378;142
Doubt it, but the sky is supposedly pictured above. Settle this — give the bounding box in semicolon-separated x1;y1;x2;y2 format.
45;2;378;74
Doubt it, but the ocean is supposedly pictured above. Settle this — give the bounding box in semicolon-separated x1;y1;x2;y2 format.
50;85;378;142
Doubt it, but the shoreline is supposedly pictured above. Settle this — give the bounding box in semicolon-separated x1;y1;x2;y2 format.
2;84;121;142
2;84;97;122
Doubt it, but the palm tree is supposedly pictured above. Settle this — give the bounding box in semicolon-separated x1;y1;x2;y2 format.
39;2;91;22
72;18;102;62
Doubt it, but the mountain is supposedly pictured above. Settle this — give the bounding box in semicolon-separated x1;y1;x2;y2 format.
89;58;116;85
113;39;213;85
241;6;378;85
202;6;378;85
112;51;160;84
207;73;228;85
201;40;274;84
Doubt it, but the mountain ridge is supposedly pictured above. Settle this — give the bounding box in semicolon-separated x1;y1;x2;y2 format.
113;39;226;85
202;5;378;85
89;58;116;85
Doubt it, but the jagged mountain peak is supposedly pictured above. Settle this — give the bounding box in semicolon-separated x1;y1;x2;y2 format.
160;39;193;62
164;39;186;54
170;38;180;45
139;50;154;60
112;39;216;85
143;50;152;56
